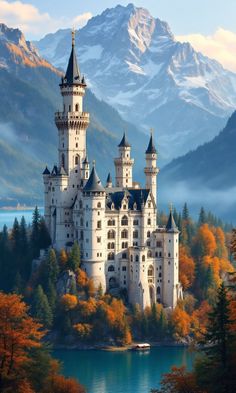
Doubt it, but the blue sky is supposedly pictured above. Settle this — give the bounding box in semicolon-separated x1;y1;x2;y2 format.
1;0;236;70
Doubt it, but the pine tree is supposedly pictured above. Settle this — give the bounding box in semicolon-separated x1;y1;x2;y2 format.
59;249;68;271
30;206;41;257
44;249;59;285
198;207;206;226
39;217;51;250
68;242;81;271
182;203;189;221
11;218;21;254
32;285;53;328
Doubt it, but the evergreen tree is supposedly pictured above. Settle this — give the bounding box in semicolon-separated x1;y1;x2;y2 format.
182;203;189;221
11;218;21;253
45;249;59;285
198;207;206;226
68;242;81;271
32;285;53;328
39;217;51;250
30;206;41;257
46;279;57;312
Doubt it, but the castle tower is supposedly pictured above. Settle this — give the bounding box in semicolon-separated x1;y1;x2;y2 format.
144;132;159;206
81;156;90;187
163;208;180;308
54;30;90;182
106;173;112;188
82;163;107;291
114;133;134;188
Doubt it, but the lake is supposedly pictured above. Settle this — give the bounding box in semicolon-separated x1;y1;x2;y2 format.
54;347;194;393
0;208;43;229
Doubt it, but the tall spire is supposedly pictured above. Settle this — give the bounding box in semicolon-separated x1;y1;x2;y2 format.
146;129;156;154
166;207;179;233
118;132;131;148
64;29;81;85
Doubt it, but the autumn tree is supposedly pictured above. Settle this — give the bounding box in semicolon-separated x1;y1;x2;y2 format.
179;245;195;290
0;292;44;391
151;366;203;393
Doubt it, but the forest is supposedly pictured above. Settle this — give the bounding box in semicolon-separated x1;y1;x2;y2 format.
0;205;236;392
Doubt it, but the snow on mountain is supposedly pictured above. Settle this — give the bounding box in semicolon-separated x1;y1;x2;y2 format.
35;4;236;160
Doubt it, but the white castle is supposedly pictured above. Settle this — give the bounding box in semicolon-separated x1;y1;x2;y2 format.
43;34;182;310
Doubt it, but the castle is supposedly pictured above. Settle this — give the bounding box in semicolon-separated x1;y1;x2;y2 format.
43;33;182;310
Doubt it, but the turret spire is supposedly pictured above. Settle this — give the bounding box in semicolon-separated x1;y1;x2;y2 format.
63;29;81;85
146;129;157;154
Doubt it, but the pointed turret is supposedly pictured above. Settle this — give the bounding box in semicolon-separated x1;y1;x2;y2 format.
106;173;112;188
62;30;81;86
146;133;156;154
166;209;179;233
43;166;50;175
83;162;105;193
118;132;131;147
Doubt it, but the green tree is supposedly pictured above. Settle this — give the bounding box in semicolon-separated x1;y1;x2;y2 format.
39;217;51;250
182;202;189;221
198;207;206;226
32;285;53;328
30;206;41;257
68;242;81;271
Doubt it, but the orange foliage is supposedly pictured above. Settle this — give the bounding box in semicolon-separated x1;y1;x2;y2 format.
78;298;97;318
0;293;44;381
191;301;211;340
73;323;92;340
59;249;68;270
76;268;88;288
179;245;195;290
171;306;191;339
60;294;78;310
214;227;228;258
155;366;205;393
45;374;85;393
197;224;217;256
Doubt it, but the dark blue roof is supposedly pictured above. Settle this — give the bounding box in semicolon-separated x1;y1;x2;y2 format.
83;166;105;193
51;165;58;176
106;173;112;183
166;211;179;233
106;189;149;210
118;132;131;148
146;134;156;154
43;166;50;175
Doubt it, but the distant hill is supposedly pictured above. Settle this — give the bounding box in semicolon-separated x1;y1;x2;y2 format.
159;112;236;222
35;3;236;160
0;23;148;205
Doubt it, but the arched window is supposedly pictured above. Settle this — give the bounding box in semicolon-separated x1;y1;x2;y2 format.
108;219;115;226
121;229;128;239
108;252;114;260
147;218;151;225
108;242;115;250
122;242;128;249
107;230;115;239
133;230;138;239
108;265;115;272
75;103;79;112
61;153;65;168
97;202;101;208
135;255;139;263
75;156;79;165
148;250;152;258
147;231;151;238
121;215;128;226
148;265;154;277
142;255;145;262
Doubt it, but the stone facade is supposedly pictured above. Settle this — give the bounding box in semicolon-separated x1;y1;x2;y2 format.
43;35;182;310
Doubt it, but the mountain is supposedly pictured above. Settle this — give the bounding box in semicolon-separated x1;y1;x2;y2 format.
0;23;148;205
159;112;236;222
35;4;236;161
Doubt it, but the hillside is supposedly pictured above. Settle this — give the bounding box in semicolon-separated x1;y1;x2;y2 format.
0;24;148;205
35;4;236;160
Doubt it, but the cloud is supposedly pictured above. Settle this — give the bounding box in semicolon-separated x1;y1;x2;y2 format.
0;1;92;38
176;28;236;72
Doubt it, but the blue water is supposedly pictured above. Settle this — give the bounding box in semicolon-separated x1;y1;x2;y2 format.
0;208;44;229
54;347;194;393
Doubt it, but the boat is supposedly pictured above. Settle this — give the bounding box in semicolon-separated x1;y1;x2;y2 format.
131;343;151;351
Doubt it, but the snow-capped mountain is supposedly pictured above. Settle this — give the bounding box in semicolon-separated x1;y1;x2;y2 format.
35;4;236;160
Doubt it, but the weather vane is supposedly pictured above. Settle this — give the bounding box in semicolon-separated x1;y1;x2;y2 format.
72;28;75;47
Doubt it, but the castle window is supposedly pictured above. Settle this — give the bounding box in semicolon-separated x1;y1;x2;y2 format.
97;202;101;208
168;253;171;257
130;255;133;262
168;261;171;265
61;153;65;168
121;215;128;226
69;105;71;111
148;202;151;208
108;219;115;226
159;252;162;257
122;253;127;259
142;255;145;262
121;242;128;249
133;230;138;239
108;252;114;260
133;219;139;226
79;200;83;209
122;266;127;271
80;231;83;240
135;255;139;263
67;234;69;238
148;250;152;258
148;265;154;277
156;241;162;248
108;242;115;250
147;241;150;246
76;143;78;148
75;156;79;165
97;237;101;243
124;280;126;285
169;239;171;243
121;229;128;239
108;265;115;272
159;273;162;278
147;218;151;225
97;221;102;229
75;103;79;111
80;218;83;226
123;204;127;209
107;230;115;239
147;231;151;238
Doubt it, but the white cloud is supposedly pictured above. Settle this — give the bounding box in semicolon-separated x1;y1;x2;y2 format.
176;28;236;73
0;0;92;38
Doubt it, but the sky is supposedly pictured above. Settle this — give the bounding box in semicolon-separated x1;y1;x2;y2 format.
1;0;236;71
